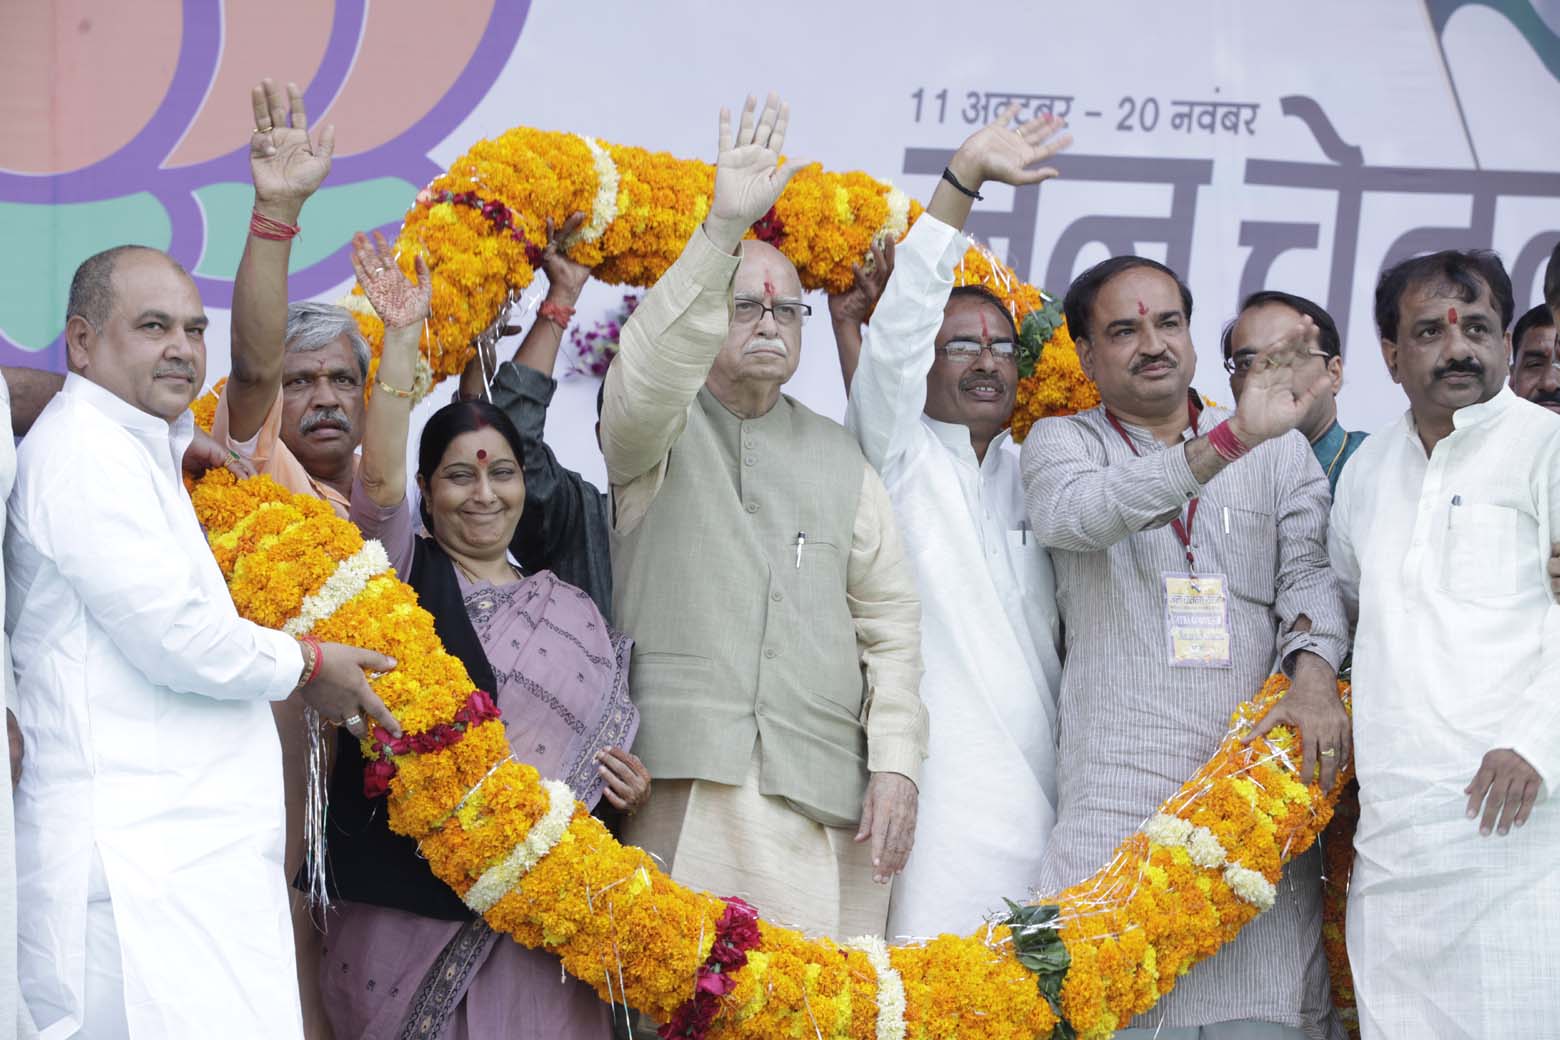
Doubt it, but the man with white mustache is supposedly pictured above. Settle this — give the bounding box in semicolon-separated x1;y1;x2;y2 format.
829;106;1071;938
602;94;927;965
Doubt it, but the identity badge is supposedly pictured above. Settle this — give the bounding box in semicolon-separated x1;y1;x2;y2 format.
1163;572;1233;668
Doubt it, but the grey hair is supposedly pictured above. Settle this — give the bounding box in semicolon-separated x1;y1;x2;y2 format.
66;245;186;327
285;301;371;378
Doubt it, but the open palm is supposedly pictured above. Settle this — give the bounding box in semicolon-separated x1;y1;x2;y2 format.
956;103;1073;187
1234;320;1330;441
706;93;804;240
351;231;431;330
250;79;335;205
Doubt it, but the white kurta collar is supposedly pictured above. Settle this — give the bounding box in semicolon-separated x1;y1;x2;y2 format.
1450;384;1517;432
63;372;196;471
923;415;1012;475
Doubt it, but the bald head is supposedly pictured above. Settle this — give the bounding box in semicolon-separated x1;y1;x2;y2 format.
734;240;802;299
67;245;187;329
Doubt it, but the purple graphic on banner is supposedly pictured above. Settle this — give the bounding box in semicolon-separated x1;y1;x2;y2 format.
0;0;531;369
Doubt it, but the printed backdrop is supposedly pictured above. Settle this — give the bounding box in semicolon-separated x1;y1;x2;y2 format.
4;0;1559;485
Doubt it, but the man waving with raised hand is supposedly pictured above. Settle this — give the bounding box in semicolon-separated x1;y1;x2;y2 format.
834;105;1071;939
601;94;927;983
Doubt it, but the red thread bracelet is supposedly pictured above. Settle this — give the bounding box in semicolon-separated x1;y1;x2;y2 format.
1207;420;1251;462
250;209;301;242
538;299;574;330
297;635;324;688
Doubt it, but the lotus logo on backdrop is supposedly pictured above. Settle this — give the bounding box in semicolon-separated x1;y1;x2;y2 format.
0;1;530;366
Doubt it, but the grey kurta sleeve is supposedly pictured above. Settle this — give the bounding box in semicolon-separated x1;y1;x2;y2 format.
1020;413;1205;552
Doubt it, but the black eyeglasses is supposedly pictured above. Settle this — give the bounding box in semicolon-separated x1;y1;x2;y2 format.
733;298;812;326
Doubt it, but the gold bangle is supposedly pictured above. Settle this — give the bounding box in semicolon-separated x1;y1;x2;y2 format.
376;379;415;399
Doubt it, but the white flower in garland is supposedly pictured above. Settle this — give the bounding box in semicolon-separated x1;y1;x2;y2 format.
463;779;576;914
1223;863;1277;911
846;934;907;1040
881;185;912;241
1186;827;1227;869
571;135;621;247
284;541;393;637
1143;813;1193;848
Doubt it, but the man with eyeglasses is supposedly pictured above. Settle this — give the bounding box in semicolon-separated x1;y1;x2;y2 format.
1020;254;1351;1038
1222;290;1367;494
1507;303;1560;414
825;106;1071;939
600;94;927;966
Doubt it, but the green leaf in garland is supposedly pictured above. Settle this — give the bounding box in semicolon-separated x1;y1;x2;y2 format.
1002;898;1074;1039
1017;297;1065;379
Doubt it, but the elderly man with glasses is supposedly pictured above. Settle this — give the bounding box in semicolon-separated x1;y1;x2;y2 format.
1222;290;1367;495
825;106;1071;939
599;94;927;971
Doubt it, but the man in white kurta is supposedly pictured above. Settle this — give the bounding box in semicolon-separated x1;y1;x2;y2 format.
841;111;1069;937
1329;249;1560;1037
6;246;394;1039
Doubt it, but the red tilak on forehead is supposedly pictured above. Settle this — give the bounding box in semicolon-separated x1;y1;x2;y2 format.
979;312;990;341
763;277;775;297
476;449;487;461
1448;307;1459;324
1137;299;1148;316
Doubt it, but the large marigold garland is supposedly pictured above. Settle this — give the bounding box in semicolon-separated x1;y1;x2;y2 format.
191;468;1351;1039
335;126;1094;431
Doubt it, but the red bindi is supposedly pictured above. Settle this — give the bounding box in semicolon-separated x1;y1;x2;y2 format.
476;449;487;461
1137;300;1148;316
1448;307;1459;325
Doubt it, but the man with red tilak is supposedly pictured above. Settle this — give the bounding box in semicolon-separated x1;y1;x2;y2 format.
1020;252;1350;1037
1332;249;1560;1037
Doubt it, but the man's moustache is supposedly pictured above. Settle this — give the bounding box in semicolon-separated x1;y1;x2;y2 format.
1130;354;1177;374
959;374;1007;393
743;337;788;357
300;409;354;435
152;361;197;382
1532;390;1560;407
1433;359;1485;379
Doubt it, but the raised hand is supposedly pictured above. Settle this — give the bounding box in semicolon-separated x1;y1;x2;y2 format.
947;103;1073;192
1229;317;1332;445
828;235;896;329
350;231;431;330
249;78;335;218
704;92;805;252
540;212;591;302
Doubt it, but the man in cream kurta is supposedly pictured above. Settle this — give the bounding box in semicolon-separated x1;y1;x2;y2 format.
838;110;1070;938
603;96;926;952
1330;249;1560;1037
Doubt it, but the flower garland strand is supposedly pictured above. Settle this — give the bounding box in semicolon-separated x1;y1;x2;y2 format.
660;897;763;1039
190;469;1352;1040
348;125;1095;431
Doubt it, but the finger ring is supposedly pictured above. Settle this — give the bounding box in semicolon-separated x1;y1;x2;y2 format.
343;713;364;729
1320;747;1338;757
254;126;272;134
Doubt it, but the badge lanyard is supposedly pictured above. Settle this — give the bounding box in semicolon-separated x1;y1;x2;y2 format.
1104;392;1203;574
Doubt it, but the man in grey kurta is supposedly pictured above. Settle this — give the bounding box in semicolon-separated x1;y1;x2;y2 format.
1021;255;1350;1039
